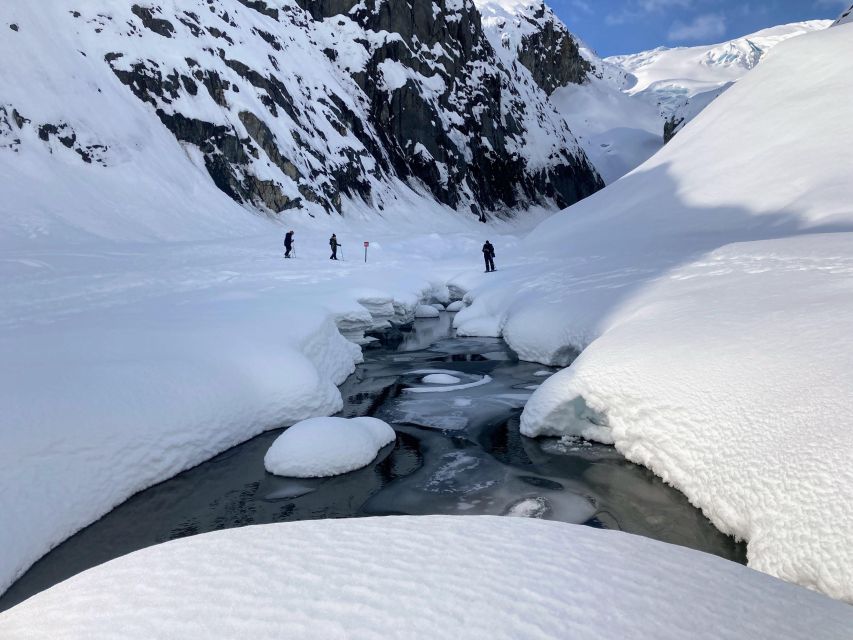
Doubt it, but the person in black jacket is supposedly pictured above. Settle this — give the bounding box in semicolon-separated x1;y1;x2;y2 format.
329;234;340;260
482;240;496;272
284;230;295;258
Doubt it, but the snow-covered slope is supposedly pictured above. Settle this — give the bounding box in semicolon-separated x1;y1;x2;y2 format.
835;3;853;26
2;517;850;639
476;0;663;183
0;0;602;245
607;21;831;140
454;23;853;600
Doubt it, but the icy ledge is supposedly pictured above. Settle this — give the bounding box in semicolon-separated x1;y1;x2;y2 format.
0;517;849;638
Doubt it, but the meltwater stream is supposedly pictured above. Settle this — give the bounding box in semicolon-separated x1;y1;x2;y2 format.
0;313;745;611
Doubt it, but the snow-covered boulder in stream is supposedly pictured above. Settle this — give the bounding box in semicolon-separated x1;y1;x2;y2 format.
264;416;395;478
414;304;440;318
0;517;850;639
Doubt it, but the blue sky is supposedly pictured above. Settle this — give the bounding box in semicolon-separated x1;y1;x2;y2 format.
548;0;848;56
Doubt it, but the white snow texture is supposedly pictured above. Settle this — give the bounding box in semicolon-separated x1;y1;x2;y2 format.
264;417;396;478
0;517;850;640
455;23;853;601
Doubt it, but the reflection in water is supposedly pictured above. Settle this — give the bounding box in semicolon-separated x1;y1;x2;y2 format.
0;313;745;612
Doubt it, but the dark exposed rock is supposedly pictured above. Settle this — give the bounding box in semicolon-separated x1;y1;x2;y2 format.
131;5;175;38
9;23;19;32
238;111;302;181
236;0;279;21
92;0;602;218
516;5;592;94
664;115;685;144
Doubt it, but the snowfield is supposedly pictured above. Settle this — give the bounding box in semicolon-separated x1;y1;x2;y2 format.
264;416;396;478
1;517;850;639
455;23;853;601
0;210;533;598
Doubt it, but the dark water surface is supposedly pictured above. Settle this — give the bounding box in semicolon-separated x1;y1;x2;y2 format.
0;313;745;611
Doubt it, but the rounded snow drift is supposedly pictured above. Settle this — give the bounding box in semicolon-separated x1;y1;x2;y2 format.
422;373;461;385
414;304;440;318
446;300;466;312
2;517;849;639
264;416;396;478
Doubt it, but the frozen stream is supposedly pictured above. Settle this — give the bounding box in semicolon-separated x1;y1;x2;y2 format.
0;312;745;611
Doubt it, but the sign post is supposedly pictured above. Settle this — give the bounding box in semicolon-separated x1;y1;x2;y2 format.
364;241;369;263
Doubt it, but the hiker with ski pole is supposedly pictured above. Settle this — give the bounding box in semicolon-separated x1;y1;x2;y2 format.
330;233;342;260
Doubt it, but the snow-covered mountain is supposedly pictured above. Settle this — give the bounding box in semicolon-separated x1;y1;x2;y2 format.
475;0;663;183
835;3;853;25
0;0;603;244
475;2;829;183
607;21;831;141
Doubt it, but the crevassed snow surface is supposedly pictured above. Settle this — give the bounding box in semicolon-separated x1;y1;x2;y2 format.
455;24;853;601
264;416;395;478
1;517;850;639
607;21;831;117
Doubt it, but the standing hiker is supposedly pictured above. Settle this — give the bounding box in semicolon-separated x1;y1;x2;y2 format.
482;240;496;273
329;233;340;260
284;230;295;258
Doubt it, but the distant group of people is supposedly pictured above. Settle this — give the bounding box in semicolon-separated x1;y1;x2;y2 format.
284;232;496;271
284;231;342;261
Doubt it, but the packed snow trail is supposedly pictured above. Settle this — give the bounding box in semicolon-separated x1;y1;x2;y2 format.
454;23;853;601
0;517;849;639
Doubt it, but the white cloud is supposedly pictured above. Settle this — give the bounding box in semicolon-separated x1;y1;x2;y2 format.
570;0;594;15
668;13;727;42
639;0;692;10
606;0;693;26
814;0;850;8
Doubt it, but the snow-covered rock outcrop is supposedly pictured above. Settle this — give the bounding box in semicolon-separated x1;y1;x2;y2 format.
264;416;395;477
0;0;602;241
1;517;850;639
834;3;852;26
455;23;853;601
476;0;663;184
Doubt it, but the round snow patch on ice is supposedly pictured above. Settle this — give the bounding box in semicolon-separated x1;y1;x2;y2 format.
422;373;462;385
264;417;396;478
414;304;440;318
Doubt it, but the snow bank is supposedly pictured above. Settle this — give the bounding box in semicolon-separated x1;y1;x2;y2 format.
1;517;849;639
264;417;395;478
522;235;853;598
456;24;853;600
0;213;518;598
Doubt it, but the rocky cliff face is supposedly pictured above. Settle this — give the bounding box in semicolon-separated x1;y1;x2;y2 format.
2;0;602;222
476;0;591;96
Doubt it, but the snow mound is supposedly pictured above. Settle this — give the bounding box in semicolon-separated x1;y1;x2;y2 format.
422;374;461;385
414;304;440;318
405;370;493;394
446;300;466;312
456;24;853;601
1;517;849;639
264;417;395;478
